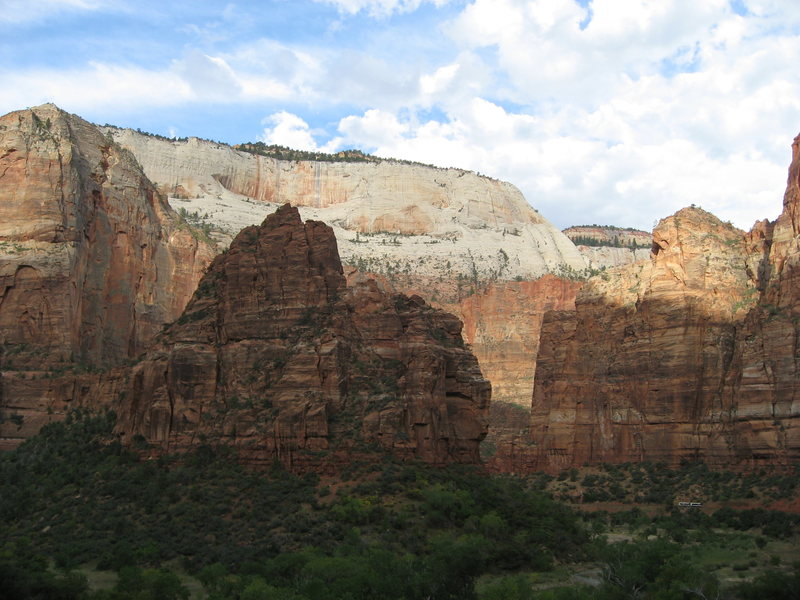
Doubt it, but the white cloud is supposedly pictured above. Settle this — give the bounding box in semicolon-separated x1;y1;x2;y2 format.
0;63;192;114
3;0;799;232
260;111;341;153
420;63;459;97
173;50;242;100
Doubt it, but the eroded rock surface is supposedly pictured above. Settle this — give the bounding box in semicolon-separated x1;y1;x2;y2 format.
0;105;214;449
104;127;588;290
116;205;491;470
527;136;800;471
104;126;590;415
563;226;652;270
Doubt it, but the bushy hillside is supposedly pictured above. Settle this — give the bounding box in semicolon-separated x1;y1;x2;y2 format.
2;412;799;599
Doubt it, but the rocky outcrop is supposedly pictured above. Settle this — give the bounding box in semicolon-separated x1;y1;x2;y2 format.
102;127;591;415
563;225;651;248
723;133;800;465
527;136;800;471
116;205;491;469
575;245;651;271
102;127;594;418
563;226;652;270
0;105;215;449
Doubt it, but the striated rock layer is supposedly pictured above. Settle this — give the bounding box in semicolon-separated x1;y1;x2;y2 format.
0;105;214;449
451;276;581;408
116;205;491;470
104;127;588;290
563;226;652;271
527;135;800;472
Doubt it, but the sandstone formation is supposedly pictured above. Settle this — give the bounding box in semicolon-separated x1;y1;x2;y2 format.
562;225;652;248
526;136;800;472
0;105;214;449
450;276;581;408
574;245;651;271
725;133;800;465
104;127;588;292
116;204;491;469
101;127;594;417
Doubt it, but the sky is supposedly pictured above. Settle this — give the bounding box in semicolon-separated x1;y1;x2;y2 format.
2;0;800;231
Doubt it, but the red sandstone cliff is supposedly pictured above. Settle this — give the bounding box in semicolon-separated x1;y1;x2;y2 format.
115;205;491;469
526;135;800;472
0;105;215;448
452;276;581;408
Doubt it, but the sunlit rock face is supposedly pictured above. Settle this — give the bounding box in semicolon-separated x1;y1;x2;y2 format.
106;126;589;430
116;205;491;471
528;135;800;472
0;105;214;450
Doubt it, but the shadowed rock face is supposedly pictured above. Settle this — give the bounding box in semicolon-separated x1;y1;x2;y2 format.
0;105;215;449
527;134;800;472
116;204;491;470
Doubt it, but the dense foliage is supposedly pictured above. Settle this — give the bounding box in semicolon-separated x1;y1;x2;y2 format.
2;412;798;599
0;412;586;599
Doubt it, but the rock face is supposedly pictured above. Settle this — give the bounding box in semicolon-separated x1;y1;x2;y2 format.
104;127;589;414
116;205;491;469
451;276;581;408
528;137;800;471
563;225;651;248
726;133;800;465
574;245;652;271
0;105;214;449
104;128;588;291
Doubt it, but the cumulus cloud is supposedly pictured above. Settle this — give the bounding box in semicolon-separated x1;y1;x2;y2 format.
0;62;192;114
260;111;341;153
324;0;800;229
173;50;242;100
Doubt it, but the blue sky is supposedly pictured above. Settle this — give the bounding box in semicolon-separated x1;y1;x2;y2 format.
2;0;800;231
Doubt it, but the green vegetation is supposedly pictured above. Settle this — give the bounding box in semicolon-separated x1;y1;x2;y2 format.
0;240;32;254
568;235;646;249
553;263;607;281
1;414;799;599
236;142;379;164
175;207;218;246
545;461;800;506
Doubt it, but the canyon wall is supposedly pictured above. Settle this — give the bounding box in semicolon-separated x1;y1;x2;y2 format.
527;135;800;472
563;225;652;271
0;105;214;449
105;128;591;413
451;276;581;407
117;205;491;470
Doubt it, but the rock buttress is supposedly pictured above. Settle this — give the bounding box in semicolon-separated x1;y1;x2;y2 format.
530;182;800;471
116;204;490;470
0;104;214;449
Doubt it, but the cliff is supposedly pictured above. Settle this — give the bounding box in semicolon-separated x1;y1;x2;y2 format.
0;105;215;449
116;204;491;470
103;127;590;414
104;128;588;295
527;136;800;471
451;276;581;407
